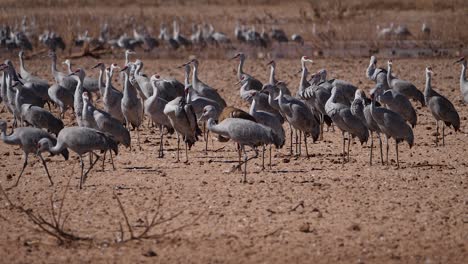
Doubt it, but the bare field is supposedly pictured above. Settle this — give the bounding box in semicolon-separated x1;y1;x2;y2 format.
0;55;467;263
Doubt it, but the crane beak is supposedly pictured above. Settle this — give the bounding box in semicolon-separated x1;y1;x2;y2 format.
120;66;129;72
176;63;187;69
229;54;240;60
266;60;274;66
454;57;464;64
91;63;102;69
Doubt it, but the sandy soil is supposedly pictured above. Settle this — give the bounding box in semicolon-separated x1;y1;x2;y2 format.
0;55;467;263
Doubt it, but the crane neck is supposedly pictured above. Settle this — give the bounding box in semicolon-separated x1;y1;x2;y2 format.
460;61;467;84
104;71;111;99
192;63;199;85
386;64;393;85
97;68;103;94
299;61;308;93
424;72;432;98
44;138;63;155
0;72;6;99
184;67;190;87
185;88;192;104
237;57;244;80
0;125;18;145
269;64;276;84
249;97;258;116
65;62;72;74
19;54;27;75
366;62;375;80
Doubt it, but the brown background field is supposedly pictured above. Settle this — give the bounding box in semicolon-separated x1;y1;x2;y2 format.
0;1;468;263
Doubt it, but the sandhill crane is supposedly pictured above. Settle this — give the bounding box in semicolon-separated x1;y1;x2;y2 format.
387;60;425;106
11;80;46;125
173;20;192;48
144;74;174;158
0;120;68;188
63;59;100;94
454;57;468;103
366;56;389;90
249;90;285;169
424;66;460;146
187;59;227;108
421;23;431;37
49;52;77;93
271;27;289;43
37;127;118;189
277;87;320;157
159;23;179;50
206;117;281;183
69;68;86;126
20;104;64;136
266;60;291;95
82;92;130;169
370;93;414;168
133;60;153;99
325;86;369;162
378;89;417;128
48;83;73;119
230;53;263;91
291;34;304;45
150;66;184;102
121;65;143;149
351;89;383;165
163;91;201;163
103;66;125;124
18;51;48;87
318;69;357;105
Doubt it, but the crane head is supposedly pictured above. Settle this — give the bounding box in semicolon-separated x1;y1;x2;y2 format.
426;66;433;75
266;60;275;66
82;91;90;101
229;52;243;60
454;56;465;64
387;60;393;66
0;63;7;71
91;62;104;69
120;65;129;72
301;56;313;64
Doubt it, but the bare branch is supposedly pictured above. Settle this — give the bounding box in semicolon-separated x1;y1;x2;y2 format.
113;191;135;239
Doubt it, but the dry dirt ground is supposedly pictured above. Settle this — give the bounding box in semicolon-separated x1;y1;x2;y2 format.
0;55;467;263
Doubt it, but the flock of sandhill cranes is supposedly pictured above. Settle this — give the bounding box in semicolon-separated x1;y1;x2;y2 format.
0;51;466;188
1;17;304;52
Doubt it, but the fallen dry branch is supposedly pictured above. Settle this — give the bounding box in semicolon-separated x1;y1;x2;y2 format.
0;169;91;245
113;191;203;243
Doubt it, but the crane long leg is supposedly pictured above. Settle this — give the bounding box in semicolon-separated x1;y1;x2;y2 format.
269;145;272;170
79;155;85;189
289;124;293;156
298;131;302;156
37;153;53;186
347;133;351;162
159;125;164;158
319;114;324;140
385;135;389;165
378;133;383;164
136;127;141;150
442;123;445;146
176;133;180;162
342;131;346;164
83;152;100;185
101;151;107;171
435;120;439;146
369;131;374;166
261;145;265;170
184;142;188;164
304;133;309;158
13;153;29;188
110;150;115;171
242;146;248;184
395;140;399;169
205;130;209;153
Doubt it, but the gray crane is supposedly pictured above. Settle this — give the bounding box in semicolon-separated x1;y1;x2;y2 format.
377;89;417;128
0;120;68;188
20;104;64;136
69;68;86;127
454;57;468;103
249;90;285;169
18;51;49;88
82;92;130;169
205;117;281;183
121;65;143;149
133;60;153;99
366;56;389;90
49;52;77;93
103;66;125;124
387;60;425;106
144;74;173;158
48;83;74;119
370;93;414;168
424;67;460;146
351;89;383;165
37;126;118;189
325;86;369;163
266;60;291;95
230;52;263;91
277;87;320;157
8;58;50;105
173;20;192;48
63;59;100;94
12;80;46;125
187;58;227;108
318;69;357;105
163;90;201;163
151;68;184;102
